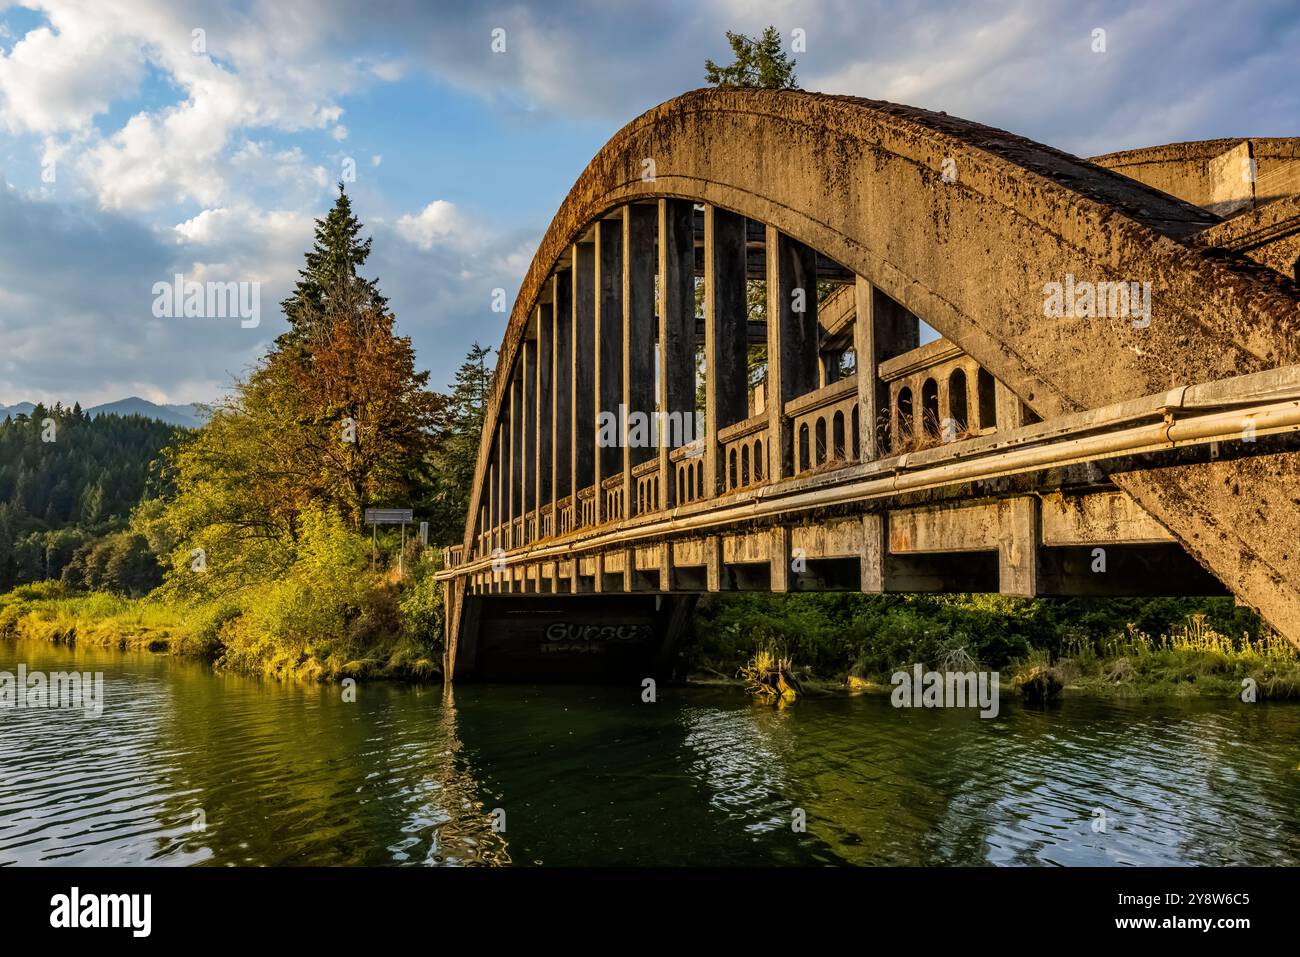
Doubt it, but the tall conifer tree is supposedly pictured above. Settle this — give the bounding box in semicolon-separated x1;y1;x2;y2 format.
278;184;388;351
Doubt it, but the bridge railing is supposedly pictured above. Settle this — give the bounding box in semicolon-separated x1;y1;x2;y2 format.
601;474;625;521
632;458;660;513
718;414;769;492
786;377;859;475
670;442;706;504
879;338;1023;453
577;484;596;527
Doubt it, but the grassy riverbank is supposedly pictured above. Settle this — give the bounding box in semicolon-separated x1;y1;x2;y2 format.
1005;620;1300;700
0;564;444;683
0;584;197;654
690;592;1300;701
8;580;1300;700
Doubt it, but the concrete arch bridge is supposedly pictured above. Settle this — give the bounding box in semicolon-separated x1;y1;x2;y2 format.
437;89;1300;683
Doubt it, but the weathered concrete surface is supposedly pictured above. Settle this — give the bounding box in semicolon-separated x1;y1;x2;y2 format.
1040;490;1174;545
1113;453;1300;636
457;593;694;683
462;88;1300;642
1196;194;1300;281
1092;138;1300;210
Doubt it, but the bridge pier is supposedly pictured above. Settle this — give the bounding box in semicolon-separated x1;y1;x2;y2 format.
766;226;820;481
535;302;553;532
508;371;522;548
550;271;572;533
854;278;920;459
447;593;697;684
657;199;697;512
570;240;596;532
593;217;623;524
623;204;657;517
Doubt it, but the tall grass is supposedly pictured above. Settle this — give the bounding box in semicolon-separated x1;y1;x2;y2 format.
0;580;192;651
1018;614;1300;699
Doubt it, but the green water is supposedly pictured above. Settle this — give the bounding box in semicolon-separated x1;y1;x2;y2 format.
2;639;1299;866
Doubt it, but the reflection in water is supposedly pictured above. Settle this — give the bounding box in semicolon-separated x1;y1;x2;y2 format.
421;686;511;865
680;704;798;835
2;640;1299;866
0;644;511;865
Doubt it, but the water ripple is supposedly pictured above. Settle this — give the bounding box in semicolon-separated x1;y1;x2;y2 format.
3;642;1300;865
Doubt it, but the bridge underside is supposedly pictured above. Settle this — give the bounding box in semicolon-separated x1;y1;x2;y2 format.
448;474;1246;682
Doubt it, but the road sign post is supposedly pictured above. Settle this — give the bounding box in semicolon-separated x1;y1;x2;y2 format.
364;509;415;577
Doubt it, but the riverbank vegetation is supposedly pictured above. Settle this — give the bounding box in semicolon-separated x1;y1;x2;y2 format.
0;581;190;653
691;592;1300;700
0;521;446;682
1008;615;1300;700
738;645;802;701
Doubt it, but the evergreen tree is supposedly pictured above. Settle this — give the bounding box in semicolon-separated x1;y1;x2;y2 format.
705;26;798;89
0;409;179;587
425;343;494;544
449;342;493;432
278;183;388;352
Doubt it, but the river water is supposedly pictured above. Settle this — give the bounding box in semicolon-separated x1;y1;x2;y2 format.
2;639;1298;866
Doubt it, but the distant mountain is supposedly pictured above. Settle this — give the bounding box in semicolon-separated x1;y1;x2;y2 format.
86;397;208;428
0;397;208;428
0;401;35;420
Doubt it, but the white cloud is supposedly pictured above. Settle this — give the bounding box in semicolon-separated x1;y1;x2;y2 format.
395;199;471;251
0;7;146;133
368;59;404;82
172;206;229;243
171;203;315;286
2;0;365;212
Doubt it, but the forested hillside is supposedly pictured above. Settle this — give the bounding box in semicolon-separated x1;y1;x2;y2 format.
0;405;179;592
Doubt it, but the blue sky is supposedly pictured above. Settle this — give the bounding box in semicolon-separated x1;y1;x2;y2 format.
1;0;1298;406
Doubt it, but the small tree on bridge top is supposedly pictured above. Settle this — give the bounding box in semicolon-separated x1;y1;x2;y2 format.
705;26;797;89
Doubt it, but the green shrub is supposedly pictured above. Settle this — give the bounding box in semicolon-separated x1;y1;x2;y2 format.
690;592;1264;685
398;551;444;647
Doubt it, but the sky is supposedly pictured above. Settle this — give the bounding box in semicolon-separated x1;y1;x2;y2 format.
0;0;1298;407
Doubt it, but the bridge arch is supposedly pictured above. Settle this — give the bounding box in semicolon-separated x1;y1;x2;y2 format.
443;89;1300;679
483;90;1297;447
